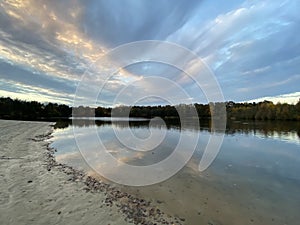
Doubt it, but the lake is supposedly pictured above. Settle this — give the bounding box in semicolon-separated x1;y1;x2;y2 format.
50;118;300;225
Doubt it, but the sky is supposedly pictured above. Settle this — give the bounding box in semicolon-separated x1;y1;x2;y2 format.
0;0;299;106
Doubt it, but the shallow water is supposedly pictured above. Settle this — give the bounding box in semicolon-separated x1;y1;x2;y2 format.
50;119;300;225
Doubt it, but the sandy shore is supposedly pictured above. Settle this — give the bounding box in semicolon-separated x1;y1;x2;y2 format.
0;120;183;225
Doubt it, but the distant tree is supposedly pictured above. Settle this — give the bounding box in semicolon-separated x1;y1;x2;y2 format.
1;97;299;121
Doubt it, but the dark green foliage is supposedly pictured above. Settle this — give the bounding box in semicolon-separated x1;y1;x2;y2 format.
95;106;111;117
0;97;299;121
226;100;300;121
128;105;179;118
0;97;71;120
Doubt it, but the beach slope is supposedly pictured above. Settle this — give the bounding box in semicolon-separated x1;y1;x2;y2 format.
0;120;132;225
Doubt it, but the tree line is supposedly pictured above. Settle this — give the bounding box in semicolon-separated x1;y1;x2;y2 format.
0;97;299;121
0;97;71;120
226;100;300;120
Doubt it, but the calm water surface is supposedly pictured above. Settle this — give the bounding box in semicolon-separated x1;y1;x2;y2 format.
50;119;300;225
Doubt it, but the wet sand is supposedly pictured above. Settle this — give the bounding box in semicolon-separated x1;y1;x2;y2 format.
0;120;181;225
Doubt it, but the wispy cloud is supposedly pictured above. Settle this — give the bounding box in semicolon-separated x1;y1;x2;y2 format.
247;92;300;104
0;0;299;105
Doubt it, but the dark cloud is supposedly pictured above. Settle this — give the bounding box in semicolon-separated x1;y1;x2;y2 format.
0;61;75;94
0;0;299;104
81;0;203;47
